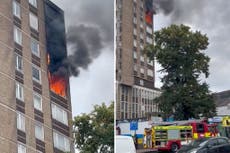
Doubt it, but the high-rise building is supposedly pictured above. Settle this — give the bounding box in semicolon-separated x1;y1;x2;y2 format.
116;0;161;120
0;0;74;152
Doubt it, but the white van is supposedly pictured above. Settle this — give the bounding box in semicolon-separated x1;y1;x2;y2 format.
115;135;136;153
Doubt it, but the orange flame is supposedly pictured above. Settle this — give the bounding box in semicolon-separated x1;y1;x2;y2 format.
49;74;67;97
145;11;153;25
47;54;67;97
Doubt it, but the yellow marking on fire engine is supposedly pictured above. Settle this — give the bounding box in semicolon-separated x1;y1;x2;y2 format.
205;132;211;137
193;133;198;139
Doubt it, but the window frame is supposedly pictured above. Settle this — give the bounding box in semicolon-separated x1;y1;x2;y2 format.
13;1;21;19
17;112;25;132
53;131;70;152
133;51;137;59
32;65;41;83
18;143;26;153
35;123;44;141
29;12;38;31
16;82;24;101
29;0;37;8
14;26;22;45
15;54;23;72
140;68;144;74
51;103;68;125
33;93;42;111
31;38;40;57
147;69;153;77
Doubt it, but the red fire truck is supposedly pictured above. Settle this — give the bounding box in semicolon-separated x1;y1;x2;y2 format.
144;125;193;152
175;120;218;139
143;120;218;152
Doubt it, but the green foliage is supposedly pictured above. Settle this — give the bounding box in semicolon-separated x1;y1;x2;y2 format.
73;102;114;153
145;24;216;120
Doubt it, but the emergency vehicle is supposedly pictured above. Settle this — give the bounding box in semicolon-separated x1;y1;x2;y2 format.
175;120;217;139
144;125;193;152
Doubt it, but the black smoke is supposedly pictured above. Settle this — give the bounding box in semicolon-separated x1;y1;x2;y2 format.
65;25;103;76
48;24;103;77
47;0;113;78
149;0;175;15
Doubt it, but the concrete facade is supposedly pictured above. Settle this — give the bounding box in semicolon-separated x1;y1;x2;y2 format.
0;0;73;152
116;0;161;120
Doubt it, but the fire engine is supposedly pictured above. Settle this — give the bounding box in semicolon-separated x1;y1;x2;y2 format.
142;119;219;152
144;125;193;152
175;120;217;139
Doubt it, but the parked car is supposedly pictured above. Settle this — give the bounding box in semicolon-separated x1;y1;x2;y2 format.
177;137;230;153
116;135;136;153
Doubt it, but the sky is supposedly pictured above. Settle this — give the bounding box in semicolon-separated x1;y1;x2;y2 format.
50;0;114;116
153;0;230;93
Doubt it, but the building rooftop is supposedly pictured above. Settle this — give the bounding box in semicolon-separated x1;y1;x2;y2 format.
213;90;230;107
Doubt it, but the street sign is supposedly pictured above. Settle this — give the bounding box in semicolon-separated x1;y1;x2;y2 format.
130;121;138;130
213;116;223;123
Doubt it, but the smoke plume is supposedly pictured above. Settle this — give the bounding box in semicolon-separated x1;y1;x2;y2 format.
50;24;103;77
65;25;103;76
48;0;113;78
150;0;175;15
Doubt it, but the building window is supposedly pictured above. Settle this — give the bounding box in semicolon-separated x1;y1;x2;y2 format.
13;1;21;19
133;28;137;35
140;22;143;29
16;82;24;101
52;104;68;125
140;68;144;74
14;26;22;45
18;143;26;153
134;64;137;71
35;123;44;141
147;58;154;66
53;131;70;152
133;6;136;12
15;54;23;72
31;39;40;57
146;26;153;34
29;13;38;31
17;112;25;132
140;1;144;8
147;69;154;77
29;0;37;8
140;33;144;40
133;40;137;47
133;17;137;24
140;43;144;50
32;65;41;83
133;51;137;59
33;93;42;111
140;55;145;62
146;37;153;44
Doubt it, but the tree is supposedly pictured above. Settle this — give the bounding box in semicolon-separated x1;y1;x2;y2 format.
73;102;114;153
145;24;216;120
